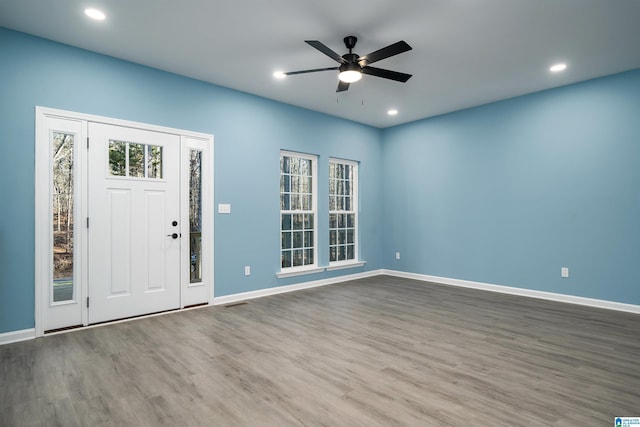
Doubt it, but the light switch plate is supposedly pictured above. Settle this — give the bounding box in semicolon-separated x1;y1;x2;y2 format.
218;203;231;214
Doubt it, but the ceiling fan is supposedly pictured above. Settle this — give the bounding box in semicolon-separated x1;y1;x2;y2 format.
282;36;413;92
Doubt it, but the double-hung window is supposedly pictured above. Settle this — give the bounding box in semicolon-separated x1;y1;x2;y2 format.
280;151;318;270
329;158;358;264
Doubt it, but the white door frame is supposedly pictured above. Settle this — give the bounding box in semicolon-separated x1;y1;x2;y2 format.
35;107;214;337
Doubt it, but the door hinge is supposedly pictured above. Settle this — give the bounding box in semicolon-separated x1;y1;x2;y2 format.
86;297;90;308
86;217;89;228
87;137;89;149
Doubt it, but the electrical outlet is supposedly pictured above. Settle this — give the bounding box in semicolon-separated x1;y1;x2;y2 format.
244;266;251;276
218;204;231;214
395;252;401;260
561;267;569;278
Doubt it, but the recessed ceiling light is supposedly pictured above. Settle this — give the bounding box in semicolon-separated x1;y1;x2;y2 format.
388;109;398;116
273;71;286;79
550;63;567;73
84;8;106;21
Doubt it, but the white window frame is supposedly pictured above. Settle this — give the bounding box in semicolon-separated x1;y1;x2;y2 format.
277;150;321;278
327;158;364;270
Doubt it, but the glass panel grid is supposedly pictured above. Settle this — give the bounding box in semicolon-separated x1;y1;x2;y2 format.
109;140;163;179
329;160;357;263
281;154;316;269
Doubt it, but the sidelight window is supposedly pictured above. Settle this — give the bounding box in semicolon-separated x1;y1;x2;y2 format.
52;132;75;302
189;149;203;283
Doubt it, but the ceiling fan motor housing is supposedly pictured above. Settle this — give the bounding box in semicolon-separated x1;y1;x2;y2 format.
342;53;362;68
339;61;362;74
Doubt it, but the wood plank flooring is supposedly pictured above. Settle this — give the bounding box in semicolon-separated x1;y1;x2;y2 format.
1;275;639;426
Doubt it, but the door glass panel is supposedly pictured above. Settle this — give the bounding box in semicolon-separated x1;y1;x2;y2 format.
52;132;74;302
189;150;202;283
109;141;126;176
109;140;163;179
147;145;163;178
128;143;145;177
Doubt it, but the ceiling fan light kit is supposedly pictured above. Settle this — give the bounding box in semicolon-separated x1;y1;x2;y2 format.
338;63;363;83
283;36;412;92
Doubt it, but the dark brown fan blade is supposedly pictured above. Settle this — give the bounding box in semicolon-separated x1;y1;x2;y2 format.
284;67;339;76
359;41;412;65
336;80;350;92
362;66;412;82
305;40;347;64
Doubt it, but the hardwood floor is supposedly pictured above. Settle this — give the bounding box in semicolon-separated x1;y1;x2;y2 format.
1;275;639;426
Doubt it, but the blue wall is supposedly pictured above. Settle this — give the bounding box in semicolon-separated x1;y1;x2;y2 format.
2;26;639;335
382;69;640;304
0;28;383;333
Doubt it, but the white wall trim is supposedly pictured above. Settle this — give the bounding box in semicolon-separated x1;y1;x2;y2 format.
382;269;640;315
0;329;36;345
36;106;213;140
215;269;384;306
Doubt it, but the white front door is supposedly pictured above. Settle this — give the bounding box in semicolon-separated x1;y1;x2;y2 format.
87;123;181;324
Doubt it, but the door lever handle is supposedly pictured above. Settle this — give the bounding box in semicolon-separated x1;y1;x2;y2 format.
167;233;179;239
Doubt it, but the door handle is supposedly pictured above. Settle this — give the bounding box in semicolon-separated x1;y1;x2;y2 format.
167;233;179;239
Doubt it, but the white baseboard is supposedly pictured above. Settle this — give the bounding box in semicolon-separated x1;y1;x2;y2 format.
213;269;384;306
0;328;36;345
382;269;640;314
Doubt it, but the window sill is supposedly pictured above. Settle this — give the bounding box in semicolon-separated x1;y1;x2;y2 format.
326;261;367;271
276;266;326;279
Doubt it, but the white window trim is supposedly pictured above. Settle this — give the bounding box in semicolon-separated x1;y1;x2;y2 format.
325;261;367;272
275;266;326;279
328;157;360;266
279;150;319;273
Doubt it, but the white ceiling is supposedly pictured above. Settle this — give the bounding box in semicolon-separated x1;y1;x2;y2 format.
1;0;639;128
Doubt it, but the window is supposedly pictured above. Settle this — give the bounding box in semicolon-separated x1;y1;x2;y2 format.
280;151;317;270
108;140;163;178
189;149;202;283
52;132;75;302
329;159;358;264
